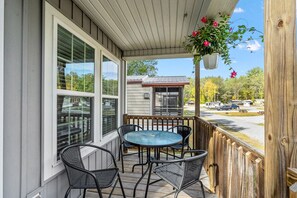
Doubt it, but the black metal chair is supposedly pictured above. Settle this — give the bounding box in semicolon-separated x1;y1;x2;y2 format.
167;125;192;159
146;150;208;198
60;144;126;198
117;124;143;173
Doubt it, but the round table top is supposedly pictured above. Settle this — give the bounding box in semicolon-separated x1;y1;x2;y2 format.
123;130;182;148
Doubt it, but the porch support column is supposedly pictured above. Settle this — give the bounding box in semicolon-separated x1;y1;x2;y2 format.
195;61;200;117
264;0;296;197
194;61;200;149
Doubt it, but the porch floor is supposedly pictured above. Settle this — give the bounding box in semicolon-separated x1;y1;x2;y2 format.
86;152;216;198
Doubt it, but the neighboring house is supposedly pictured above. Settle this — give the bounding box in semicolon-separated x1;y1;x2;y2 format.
127;76;189;116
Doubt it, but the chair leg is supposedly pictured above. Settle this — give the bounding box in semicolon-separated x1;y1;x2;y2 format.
118;173;126;198
83;189;87;198
174;190;181;198
120;145;125;173
64;187;71;198
199;180;206;198
173;149;176;159
109;178;119;198
166;147;169;160
96;187;103;198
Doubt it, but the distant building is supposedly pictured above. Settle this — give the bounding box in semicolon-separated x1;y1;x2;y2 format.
127;76;189;116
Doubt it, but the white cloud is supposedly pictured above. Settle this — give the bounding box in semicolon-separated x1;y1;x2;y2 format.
237;44;245;49
246;40;261;51
234;7;244;13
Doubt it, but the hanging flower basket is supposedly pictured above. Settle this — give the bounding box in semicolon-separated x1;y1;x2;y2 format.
183;13;263;77
202;53;219;70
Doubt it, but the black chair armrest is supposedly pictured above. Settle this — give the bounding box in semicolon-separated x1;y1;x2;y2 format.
151;158;186;165
182;150;208;158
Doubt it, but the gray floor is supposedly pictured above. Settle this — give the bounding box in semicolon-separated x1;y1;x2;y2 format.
86;153;217;198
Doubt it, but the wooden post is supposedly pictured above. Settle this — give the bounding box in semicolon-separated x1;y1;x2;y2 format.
264;0;296;196
123;114;128;125
195;61;200;117
194;61;200;150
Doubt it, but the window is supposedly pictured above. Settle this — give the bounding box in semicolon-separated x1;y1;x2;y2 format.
56;25;95;157
44;3;121;181
102;56;119;136
154;87;183;116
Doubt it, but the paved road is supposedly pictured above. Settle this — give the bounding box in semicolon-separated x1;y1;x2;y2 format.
185;105;265;145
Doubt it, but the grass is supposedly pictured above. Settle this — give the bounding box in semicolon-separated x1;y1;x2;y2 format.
207;119;264;151
256;106;265;110
257;123;264;126
216;112;262;116
184;110;195;116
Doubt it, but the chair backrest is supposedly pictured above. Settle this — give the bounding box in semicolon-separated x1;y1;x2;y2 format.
117;124;143;142
181;150;208;188
169;125;192;145
60;145;86;186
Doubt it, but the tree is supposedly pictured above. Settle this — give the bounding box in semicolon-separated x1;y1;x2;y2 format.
184;78;195;104
201;79;218;102
127;60;158;76
245;67;264;99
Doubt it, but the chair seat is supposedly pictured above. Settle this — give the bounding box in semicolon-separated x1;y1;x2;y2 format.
170;143;188;150
153;163;183;189
123;141;136;148
72;168;119;189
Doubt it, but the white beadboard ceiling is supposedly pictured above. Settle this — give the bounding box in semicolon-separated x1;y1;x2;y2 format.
74;0;238;59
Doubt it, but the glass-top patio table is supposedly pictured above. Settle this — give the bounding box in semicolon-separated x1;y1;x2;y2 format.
124;130;182;198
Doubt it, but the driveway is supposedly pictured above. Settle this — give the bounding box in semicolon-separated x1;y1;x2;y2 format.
185;105;264;145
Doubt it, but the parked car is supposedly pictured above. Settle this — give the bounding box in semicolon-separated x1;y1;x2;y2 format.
217;105;232;111
217;104;239;111
230;103;240;110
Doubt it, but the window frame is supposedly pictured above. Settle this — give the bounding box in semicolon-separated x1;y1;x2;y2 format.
43;2;121;182
52;22;98;163
100;53;120;144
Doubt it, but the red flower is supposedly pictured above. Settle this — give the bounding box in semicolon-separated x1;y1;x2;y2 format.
229;27;233;32
203;40;210;47
201;16;207;23
213;21;218;27
192;31;198;37
230;70;237;78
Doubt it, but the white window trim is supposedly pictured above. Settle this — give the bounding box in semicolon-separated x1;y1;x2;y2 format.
0;0;4;196
101;52;120;143
43;2;121;182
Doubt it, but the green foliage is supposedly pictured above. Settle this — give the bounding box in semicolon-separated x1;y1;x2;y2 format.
184;78;195;104
127;60;158;76
184;67;264;104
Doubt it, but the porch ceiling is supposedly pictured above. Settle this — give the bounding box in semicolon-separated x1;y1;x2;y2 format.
74;0;238;59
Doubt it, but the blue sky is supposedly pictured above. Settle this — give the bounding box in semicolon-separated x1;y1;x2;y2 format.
156;0;264;79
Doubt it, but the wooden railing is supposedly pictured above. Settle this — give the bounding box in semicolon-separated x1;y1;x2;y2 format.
197;117;264;197
124;114;265;197
123;114;197;149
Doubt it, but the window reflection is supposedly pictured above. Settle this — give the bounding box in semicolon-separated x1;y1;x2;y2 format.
102;56;118;96
57;96;93;158
57;25;95;93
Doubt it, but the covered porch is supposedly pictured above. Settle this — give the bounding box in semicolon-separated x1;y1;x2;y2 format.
2;0;297;197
